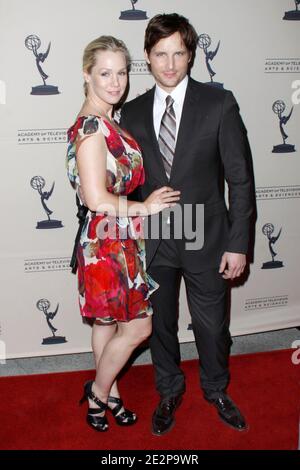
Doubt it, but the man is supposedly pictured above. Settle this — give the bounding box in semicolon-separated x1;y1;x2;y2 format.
120;13;254;435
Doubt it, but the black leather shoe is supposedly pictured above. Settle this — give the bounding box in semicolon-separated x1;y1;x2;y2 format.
152;395;182;436
204;392;248;432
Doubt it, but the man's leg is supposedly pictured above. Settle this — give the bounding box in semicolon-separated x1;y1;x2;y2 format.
182;268;231;396
183;268;247;431
148;265;185;398
147;240;184;435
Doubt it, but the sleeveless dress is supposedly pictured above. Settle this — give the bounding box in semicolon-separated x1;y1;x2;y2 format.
66;115;159;323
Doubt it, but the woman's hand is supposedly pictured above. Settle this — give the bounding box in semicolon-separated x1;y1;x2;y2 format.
143;186;181;215
78;183;180;218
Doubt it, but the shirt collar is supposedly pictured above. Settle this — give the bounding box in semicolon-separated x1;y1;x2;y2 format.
154;75;189;106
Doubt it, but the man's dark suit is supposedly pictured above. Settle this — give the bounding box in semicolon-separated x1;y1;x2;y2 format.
120;77;253;399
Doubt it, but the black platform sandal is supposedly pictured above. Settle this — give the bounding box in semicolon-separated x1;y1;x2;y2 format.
107;396;137;426
79;380;109;432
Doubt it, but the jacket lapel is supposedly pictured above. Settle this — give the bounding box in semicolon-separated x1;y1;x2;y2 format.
169;78;204;183
143;88;169;185
144;78;208;185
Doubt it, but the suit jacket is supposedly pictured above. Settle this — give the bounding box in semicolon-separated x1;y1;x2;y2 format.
120;77;254;271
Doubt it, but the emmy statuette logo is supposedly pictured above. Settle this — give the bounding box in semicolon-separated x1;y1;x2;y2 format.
261;223;284;269
25;35;60;95
198;34;223;89
272;100;295;153
283;0;300;20
37;299;67;345
119;0;148;20
30;176;63;229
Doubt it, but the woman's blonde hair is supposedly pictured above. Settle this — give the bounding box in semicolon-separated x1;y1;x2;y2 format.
82;35;131;96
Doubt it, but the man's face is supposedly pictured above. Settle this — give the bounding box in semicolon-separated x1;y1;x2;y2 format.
145;32;191;92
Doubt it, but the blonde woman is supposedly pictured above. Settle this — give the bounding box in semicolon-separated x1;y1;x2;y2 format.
66;36;180;431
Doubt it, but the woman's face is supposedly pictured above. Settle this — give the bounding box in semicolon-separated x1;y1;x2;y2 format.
84;50;128;110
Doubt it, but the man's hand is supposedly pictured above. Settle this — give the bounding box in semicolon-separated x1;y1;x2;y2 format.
219;252;246;280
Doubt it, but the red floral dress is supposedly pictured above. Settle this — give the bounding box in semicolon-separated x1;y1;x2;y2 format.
66;115;158;322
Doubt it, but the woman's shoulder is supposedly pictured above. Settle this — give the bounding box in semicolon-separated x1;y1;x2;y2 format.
67;114;110;143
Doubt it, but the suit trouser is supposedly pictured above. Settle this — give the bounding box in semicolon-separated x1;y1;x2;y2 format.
148;239;232;400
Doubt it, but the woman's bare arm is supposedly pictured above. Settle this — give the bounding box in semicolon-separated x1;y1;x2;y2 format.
76;131;180;216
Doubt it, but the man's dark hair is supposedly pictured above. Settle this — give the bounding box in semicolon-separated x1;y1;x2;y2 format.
144;13;198;66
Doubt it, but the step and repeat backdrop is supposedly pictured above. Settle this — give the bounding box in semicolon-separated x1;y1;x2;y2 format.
0;0;299;358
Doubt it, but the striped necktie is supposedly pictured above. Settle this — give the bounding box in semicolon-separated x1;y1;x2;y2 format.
158;95;176;180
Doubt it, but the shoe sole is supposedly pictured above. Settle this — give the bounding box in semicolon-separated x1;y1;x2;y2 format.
151;418;176;437
204;396;249;432
86;417;109;432
151;396;183;436
115;417;138;426
217;412;250;432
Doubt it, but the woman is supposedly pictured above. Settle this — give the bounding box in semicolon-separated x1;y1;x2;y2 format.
66;36;180;432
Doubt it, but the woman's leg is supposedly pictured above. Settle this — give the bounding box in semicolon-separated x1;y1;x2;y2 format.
92;320;138;400
91;321;119;398
92;316;152;402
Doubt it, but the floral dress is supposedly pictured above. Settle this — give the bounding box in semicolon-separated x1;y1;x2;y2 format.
66;115;158;322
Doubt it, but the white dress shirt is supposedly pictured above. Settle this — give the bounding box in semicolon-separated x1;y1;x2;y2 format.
153;75;188;143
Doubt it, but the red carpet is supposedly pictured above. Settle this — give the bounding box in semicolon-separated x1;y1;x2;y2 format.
0;349;299;450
